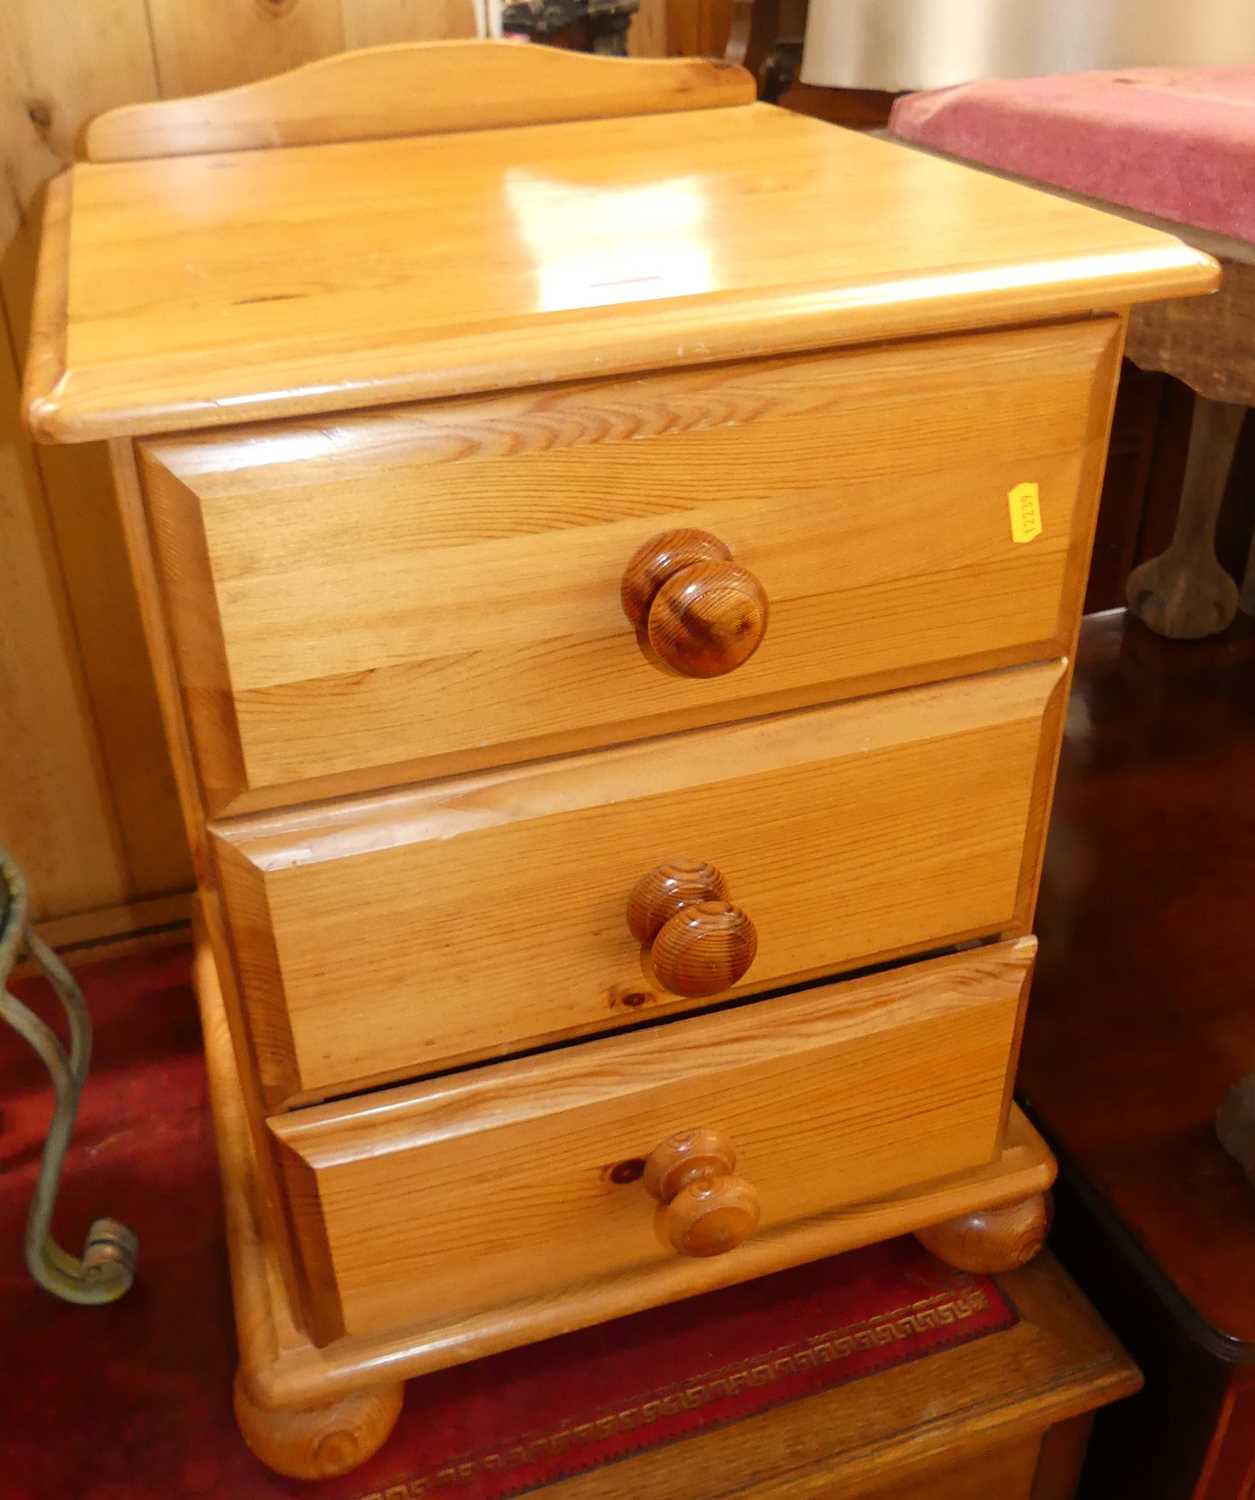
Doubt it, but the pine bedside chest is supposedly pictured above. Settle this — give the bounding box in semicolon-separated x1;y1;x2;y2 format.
22;40;1216;1480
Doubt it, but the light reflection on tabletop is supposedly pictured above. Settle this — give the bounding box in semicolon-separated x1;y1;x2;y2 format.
504;169;714;312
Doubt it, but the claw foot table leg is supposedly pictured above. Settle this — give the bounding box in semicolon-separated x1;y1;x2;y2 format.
1127;396;1244;639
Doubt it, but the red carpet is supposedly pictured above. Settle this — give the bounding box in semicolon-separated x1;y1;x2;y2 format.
1;946;1017;1499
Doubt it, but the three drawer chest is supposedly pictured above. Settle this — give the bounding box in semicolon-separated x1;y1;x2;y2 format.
23;40;1216;1480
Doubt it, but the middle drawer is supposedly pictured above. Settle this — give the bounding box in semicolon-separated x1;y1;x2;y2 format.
214;659;1062;1108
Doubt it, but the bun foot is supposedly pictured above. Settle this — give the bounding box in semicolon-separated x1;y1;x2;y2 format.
916;1192;1052;1274
233;1371;404;1479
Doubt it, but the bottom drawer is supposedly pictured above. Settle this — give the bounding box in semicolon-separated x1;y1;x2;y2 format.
271;938;1034;1345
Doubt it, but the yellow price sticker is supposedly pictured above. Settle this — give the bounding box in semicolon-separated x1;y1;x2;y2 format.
1008;482;1042;544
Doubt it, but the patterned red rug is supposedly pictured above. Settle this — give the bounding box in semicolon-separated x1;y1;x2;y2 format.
1;946;1017;1500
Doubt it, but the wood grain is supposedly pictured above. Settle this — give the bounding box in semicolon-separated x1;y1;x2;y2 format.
1;4;1186;939
26;102;1214;442
143;321;1111;811
862;1441;1040;1500
34;430;190;897
647;560;770;678
31;191;187;897
626;859;729;942
1003;315;1127;942
86;40;752;162
10;29;1152;1467
10;892;192;980
213;660;1061;1104
0;268;130;917
341;1;478;49
1;2;159;346
1;0;179;912
621;528;734;629
667;0;736;58
201;922;1124;1500
232;1370;403;1481
642;1125;736;1201
0;8;672;932
0;3;168;921
2;2;698;933
886;145;1249;406
0;2;155;292
917;1193;1052;1274
145;0;347;98
628;0;669;59
19;170;69;423
269;939;1035;1343
645;899;758;997
645;1129;760;1257
660;1173;761;1258
112;447;308;1315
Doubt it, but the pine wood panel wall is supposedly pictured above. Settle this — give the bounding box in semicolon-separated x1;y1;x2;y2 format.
666;0;734;57
0;0;667;929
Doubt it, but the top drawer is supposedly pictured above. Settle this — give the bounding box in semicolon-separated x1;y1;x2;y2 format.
140;318;1116;815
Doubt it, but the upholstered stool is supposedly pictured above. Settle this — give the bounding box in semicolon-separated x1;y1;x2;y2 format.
890;67;1255;639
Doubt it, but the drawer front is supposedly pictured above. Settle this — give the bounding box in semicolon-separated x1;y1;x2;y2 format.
142;318;1115;814
215;660;1061;1107
270;939;1034;1344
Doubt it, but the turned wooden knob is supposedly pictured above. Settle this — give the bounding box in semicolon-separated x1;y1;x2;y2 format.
621;528;768;678
627;860;757;998
644;1128;761;1257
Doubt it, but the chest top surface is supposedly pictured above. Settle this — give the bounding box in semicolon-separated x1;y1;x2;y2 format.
25;98;1215;443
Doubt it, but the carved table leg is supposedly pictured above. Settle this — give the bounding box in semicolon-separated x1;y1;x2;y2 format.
1126;396;1244;639
915;1192;1052;1274
233;1372;404;1480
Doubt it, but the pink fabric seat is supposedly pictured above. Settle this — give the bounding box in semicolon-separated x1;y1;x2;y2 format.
888;67;1255;244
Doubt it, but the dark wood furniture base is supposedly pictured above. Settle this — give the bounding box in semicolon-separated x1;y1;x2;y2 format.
1020;607;1255;1499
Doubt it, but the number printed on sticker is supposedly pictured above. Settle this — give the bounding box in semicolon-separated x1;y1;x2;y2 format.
1008;482;1043;544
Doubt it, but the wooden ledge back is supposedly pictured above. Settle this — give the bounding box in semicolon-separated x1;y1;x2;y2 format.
84;40;755;163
